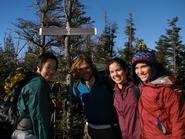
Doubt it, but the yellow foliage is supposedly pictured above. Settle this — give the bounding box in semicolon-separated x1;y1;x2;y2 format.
4;67;26;95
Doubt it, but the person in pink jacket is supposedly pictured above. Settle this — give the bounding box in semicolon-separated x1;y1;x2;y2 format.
108;57;141;139
132;44;185;139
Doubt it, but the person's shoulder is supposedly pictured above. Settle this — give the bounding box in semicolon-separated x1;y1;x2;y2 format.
97;74;114;87
30;72;45;81
22;74;50;97
24;73;47;88
150;76;175;86
96;71;111;82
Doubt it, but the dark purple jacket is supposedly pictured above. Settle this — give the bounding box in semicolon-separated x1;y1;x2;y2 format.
113;82;141;139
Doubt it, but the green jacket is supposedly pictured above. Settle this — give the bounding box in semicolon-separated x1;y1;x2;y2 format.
17;73;53;139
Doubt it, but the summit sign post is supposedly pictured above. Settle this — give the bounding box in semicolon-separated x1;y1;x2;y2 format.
39;24;96;84
39;24;96;139
39;26;96;36
39;24;96;82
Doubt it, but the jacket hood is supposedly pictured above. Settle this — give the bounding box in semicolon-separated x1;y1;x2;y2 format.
150;76;176;85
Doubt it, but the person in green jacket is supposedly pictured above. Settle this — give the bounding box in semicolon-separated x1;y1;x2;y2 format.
12;52;58;139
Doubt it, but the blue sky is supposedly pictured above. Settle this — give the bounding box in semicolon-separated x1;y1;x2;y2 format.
0;0;185;50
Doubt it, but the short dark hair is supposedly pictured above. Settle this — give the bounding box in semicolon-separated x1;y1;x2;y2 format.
37;52;58;70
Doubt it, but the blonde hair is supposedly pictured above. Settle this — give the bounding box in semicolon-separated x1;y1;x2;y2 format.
70;54;96;80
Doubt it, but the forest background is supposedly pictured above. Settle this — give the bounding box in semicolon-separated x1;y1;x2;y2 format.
0;0;185;138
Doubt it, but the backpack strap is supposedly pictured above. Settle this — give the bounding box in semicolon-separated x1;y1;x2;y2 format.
131;85;140;100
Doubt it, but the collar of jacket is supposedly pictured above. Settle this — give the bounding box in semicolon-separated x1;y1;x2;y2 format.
114;82;132;93
150;76;175;85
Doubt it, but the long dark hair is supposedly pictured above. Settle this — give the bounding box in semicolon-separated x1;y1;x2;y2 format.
107;57;130;81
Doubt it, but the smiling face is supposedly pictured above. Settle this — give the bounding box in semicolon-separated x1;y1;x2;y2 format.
109;62;128;86
78;61;94;81
135;63;152;83
37;58;57;81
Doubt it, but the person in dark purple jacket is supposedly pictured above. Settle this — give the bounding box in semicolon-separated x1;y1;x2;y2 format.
108;57;141;139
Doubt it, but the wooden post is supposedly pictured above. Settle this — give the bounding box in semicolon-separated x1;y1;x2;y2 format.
39;25;96;83
39;26;97;36
39;24;96;138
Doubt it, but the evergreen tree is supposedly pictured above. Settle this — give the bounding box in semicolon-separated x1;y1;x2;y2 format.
165;17;183;77
62;0;94;68
13;0;94;81
94;13;117;64
54;1;94;138
155;17;185;83
155;35;169;66
3;34;18;67
13;1;94;138
14;0;63;54
0;34;18;95
118;13;136;64
178;44;185;88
